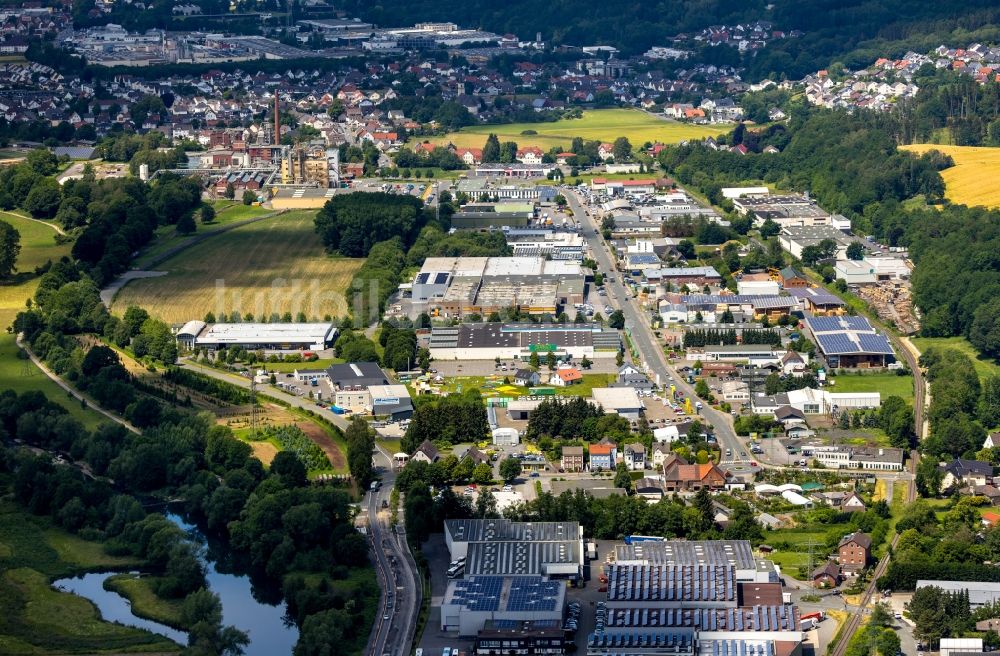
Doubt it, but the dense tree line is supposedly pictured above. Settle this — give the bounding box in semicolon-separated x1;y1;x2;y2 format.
314;192;425;258
919;347;987;459
525;396;632;442
402;390;489;452
682;328;780;348
394;146;466;170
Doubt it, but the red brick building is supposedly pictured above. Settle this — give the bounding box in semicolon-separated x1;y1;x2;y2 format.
838;532;872;574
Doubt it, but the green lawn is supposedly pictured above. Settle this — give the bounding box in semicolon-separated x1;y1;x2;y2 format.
826;372;914;401
420;109;730;151
0;212;70;329
261;358;342;373
0;333;105;430
911;336;1000;382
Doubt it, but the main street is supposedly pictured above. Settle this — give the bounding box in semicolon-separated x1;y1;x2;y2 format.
566;189;754;474
367;444;421;656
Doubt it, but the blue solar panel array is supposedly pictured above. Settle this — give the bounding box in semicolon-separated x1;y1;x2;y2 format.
816;333;857;355
506;577;561;612
451;577;502;611
857;332;894;355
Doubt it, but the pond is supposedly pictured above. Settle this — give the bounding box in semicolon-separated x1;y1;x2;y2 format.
52;513;298;655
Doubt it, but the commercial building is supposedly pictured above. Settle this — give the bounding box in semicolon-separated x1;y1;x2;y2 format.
175;321;337;351
474;622;567;656
507;231;585;260
591;387;644;419
916;581;1000;608
806;444;903;471
688;344;788;366
752;387;881;416
732;194;832;228
411;256;586;319
452;202;535;229
591;540;801;656
788;287;846;315
612;540;776;583
429;323;620;360
804;316;895;368
680;294;798;322
441;576;566;636
779;226;857;260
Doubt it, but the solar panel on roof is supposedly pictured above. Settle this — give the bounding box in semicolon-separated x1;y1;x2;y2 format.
434;272;449;284
857;332;894;355
816;333;856;354
844;316;873;331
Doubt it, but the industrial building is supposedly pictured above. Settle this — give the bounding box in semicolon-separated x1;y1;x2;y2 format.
732;194;834;228
450;201;536;229
175;321;337;351
612;540;777;584
441;576;567;636
441;519;583;636
916;580;1000;608
803;316;895;368
779;226;858;260
280;145;336;187
592;540;802;656
411;256;587;318
506;231;585;260
429;323;621;360
679;294;798;322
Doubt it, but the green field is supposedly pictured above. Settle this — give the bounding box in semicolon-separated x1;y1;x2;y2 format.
0;210;105;428
0;212;70;329
113;210;364;323
827;373;914;401
765;527;831;572
422;109;730;151
911;335;1000;382
131;202;274;269
0;498;179;654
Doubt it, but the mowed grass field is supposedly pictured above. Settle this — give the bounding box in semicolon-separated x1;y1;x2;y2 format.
911;335;1000;382
902;144;1000;208
827;373;914;401
0;212;69;329
113;210;364;323
421;109;730;151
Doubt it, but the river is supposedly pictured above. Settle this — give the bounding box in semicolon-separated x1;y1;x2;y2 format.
53;513;299;655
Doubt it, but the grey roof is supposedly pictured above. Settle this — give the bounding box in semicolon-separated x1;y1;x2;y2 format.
613;540;756;569
465;540;581;576
326;362;389;387
650;266;721;278
606;605;799;632
917;580;1000;606
445;519;579;543
789;286;845;306
681;294;798;309
941;459;993;478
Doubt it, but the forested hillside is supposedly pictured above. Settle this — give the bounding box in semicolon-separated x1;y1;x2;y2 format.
343;0;1000;78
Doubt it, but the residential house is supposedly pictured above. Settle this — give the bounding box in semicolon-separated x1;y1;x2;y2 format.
516;146;544;165
982;511;1000;528
459;446;490;467
550;367;583;387
513;369;541;387
651;443;674;468
561;446;585;472
623;443;646;471
843;492;867;512
838;532;871;574
812;561;841;588
973;484;1000;506
661;454;728;492
635;478;665;501
940;459;993;490
588;441;617;471
597;143;615;161
411;440;440;464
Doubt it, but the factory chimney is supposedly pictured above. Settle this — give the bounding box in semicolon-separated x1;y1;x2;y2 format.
274;94;280;145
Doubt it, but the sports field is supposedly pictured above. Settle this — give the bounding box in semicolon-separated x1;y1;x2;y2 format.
113;210;364;323
422;109;730;151
902;144;1000;208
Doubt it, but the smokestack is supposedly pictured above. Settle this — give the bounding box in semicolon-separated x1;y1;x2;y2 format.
274;94;280;145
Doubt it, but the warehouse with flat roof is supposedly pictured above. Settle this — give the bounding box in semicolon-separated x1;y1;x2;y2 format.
441;575;566;636
176;321;337;351
429;323;620;360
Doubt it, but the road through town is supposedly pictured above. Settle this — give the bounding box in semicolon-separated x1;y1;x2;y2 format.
566;189;753;474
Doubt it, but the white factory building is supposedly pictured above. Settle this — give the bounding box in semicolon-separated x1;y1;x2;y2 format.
175;321;337;351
